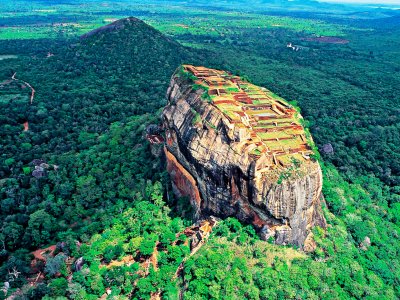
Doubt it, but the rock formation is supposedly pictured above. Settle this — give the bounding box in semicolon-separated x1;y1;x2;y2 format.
162;65;326;248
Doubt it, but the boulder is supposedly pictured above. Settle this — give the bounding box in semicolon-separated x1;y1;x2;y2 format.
322;143;334;154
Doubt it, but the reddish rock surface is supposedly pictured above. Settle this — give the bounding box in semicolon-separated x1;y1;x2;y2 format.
165;148;202;212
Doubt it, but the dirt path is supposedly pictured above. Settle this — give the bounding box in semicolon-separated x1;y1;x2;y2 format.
101;220;217;299
174;236;208;300
12;72;35;104
151;245;159;271
12;72;35;132
31;245;56;261
175;219;218;299
174;238;205;280
23;121;29;132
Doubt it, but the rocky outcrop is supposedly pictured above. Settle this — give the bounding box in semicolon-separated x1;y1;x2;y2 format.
162;65;326;248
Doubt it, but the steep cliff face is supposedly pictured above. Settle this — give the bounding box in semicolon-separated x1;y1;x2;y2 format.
162;65;326;248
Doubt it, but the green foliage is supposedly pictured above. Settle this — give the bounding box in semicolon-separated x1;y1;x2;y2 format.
201;91;212;103
139;234;158;257
22;166;31;175
178;65;198;82
126;237;143;254
185;174;399;299
276;158;304;184
59;183;189;299
0;3;399;299
45;253;68;276
0;15;220;272
4;158;14;167
192;84;205;91
191;108;202;125
27;209;57;246
240;75;252;83
48;277;68;297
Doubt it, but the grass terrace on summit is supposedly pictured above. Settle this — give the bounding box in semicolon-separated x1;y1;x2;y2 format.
181;65;314;170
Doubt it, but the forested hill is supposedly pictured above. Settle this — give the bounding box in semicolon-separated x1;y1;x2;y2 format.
0;17;219;267
0;16;222;176
1;17;190;158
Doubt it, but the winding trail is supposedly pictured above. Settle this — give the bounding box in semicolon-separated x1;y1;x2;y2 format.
12;72;35;132
174;238;206;280
12;72;35;104
175;219;218;299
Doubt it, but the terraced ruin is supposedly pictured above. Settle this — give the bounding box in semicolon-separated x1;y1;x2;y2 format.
184;65;314;170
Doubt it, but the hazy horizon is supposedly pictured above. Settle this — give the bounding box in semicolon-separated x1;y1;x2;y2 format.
320;0;400;4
